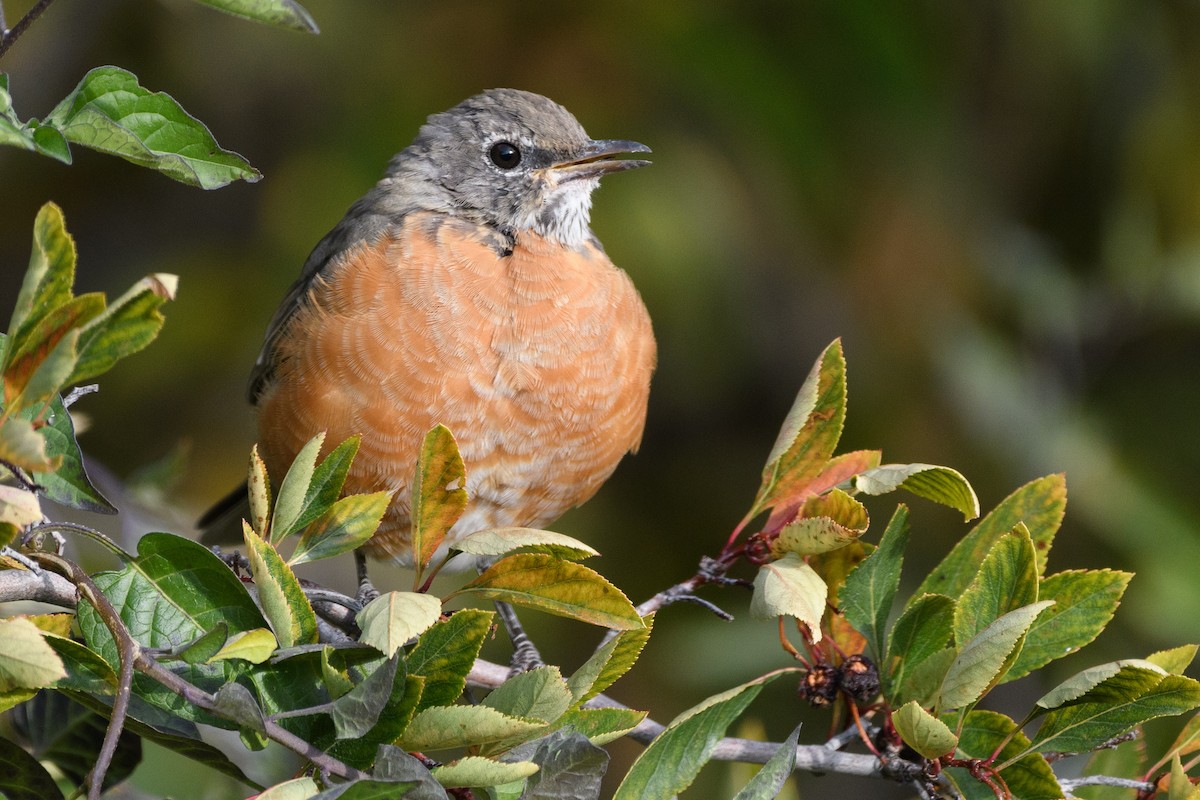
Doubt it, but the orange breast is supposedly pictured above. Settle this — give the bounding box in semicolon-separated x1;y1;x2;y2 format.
255;212;655;564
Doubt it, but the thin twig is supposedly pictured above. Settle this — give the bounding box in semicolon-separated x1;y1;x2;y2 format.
0;0;58;59
1;460;41;492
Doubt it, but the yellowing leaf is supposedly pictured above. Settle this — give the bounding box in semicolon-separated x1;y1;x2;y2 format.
411;424;468;569
247;445;270;535
356;591;443;657
270;432;324;543
289;490;391;566
398;704;545;751
243;523;318;648
452;527;599;561
893;700;958;758
0;617;67;691
432;756;539;788
749;552;828;642
210;628;278;664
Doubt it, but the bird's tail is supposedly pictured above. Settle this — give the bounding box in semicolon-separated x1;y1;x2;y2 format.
196;481;250;546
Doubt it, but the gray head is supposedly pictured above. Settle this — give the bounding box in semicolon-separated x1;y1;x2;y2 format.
388;88;650;249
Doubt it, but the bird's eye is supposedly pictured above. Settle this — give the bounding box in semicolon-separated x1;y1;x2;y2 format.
489;141;522;169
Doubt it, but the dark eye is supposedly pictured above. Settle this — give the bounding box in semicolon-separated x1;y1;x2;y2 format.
489;141;522;169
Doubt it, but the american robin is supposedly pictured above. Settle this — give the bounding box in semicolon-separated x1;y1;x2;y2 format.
204;89;655;574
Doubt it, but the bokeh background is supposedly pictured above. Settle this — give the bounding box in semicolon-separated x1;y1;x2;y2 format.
4;1;1200;797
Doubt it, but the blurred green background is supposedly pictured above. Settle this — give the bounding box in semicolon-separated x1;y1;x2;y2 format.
4;1;1200;796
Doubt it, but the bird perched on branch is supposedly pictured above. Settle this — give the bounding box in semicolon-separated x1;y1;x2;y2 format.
203;89;655;583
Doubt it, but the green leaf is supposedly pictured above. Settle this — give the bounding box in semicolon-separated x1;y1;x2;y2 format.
0;617;67;690
67;272;177;385
853;463;979;520
406;609;493;711
1150;645;1199;675
731;725;800;800
892;701;957;758
411;424;468;569
1005;569;1131;682
0;78;72;163
0;416;57;473
175;622;229;664
749;552;828;641
244;524;318;648
289;490;391;566
6;328;79;416
432;756;538;788
356;591;443;657
4;294;103;406
290;435;362;534
1027;668;1200;757
502;729;608;800
1166;712;1200;762
917;474;1066;600
452;527;599;561
7;203;76;349
398;704;545;751
325;671;425;770
451;554;643;630
566;616;654;705
553;707;647;746
270;432;325;543
28;393;116;513
185;0;319;32
751;339;846;516
210;628;278;664
944;710;1063;800
482;666;573;724
1168;755;1199;800
0;734;67;800
16;690;142;792
840;505;910;662
1035;660;1164;711
331;655;402;739
613;671;790;799
953;525;1040;648
254;777;320;800
42;634;118;694
214;682;267;734
44;67;260;188
937;600;1054;711
371;745;451;795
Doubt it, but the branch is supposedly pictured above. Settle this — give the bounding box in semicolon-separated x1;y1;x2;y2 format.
0;560;77;607
1058;775;1155;796
0;0;57;60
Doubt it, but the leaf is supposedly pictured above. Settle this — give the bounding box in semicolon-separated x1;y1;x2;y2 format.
451;554;643;630
937;600;1054;711
432;756;539;788
0;734;67;800
5;328;79;416
553;707;647;746
289;491;391;566
7;203;76;349
944;710;1063;800
325;672;425;770
43;635;117;694
772;489;869;556
44;67;260;188
0;416;57;473
270;432;324;543
371;745;453;797
1028;669;1200;757
1005;569;1132;682
731;725;800;800
853;463;980;520
14;689;142;792
255;778;321;800
613;671;790;799
290;435;362;534
331;655;402;739
244;524;318;648
356;591;443;657
175;621;229;665
398;705;545;752
0;617;67;690
452;527;599;561
566;616;654;705
953;524;1040;648
28;393;116;513
482;666;573;724
1150;645;1200;675
751;339;846;516
0;485;43;543
248;445;271;534
406;609;493;711
214;682;267;734
917;474;1066;599
67;272;177;385
503;729;608;800
210;628;278;664
840;505;910;662
4;294;102;406
411;424;468;569
749;552;828;642
185;0;319;33
763;449;881;531
1035;660;1165;711
1168;755;1199;800
893;701;958;758
1167;712;1200;762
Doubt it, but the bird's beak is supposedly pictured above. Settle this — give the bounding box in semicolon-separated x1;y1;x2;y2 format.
550;139;651;182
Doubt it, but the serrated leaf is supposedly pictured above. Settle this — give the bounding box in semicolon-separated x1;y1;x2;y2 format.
332;655;401;739
1167;712;1200;762
244;524;318;648
1006;569;1131;682
210;628;278;664
186;0;319;32
309;779;420;800
854;463;979;520
371;744;451;797
407;609;493;710
398;705;545;751
763;449;882;537
1027;670;1200;759
28;393;115;512
1168;755;1199;800
270;432;324;543
613;671;790;799
325;671;425;770
44;67;260;188
255;777;321;800
0;617;67;690
893;701;958;758
1035;661;1166;711
749;552;828;642
452;527;599;561
290;435;362;534
7;203;75;349
67;272;176;385
4;294;103;406
945;710;1063;800
840;505;910;663
482;666;573;724
731;725;800;800
752;339;846;517
554;707;647;746
411;424;468;569
0;734;67;800
1150;645;1199;675
953;525;1039;648
938;600;1054;710
917;474;1066;599
290;490;391;566
772;489;869;557
356;591;442;657
451;554;642;630
567;616;653;705
432;756;539;788
503;729;608;800
248;445;271;534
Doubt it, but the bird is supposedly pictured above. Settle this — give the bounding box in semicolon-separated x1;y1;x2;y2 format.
203;89;655;585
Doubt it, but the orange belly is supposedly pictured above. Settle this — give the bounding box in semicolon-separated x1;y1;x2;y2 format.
255;212;655;564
